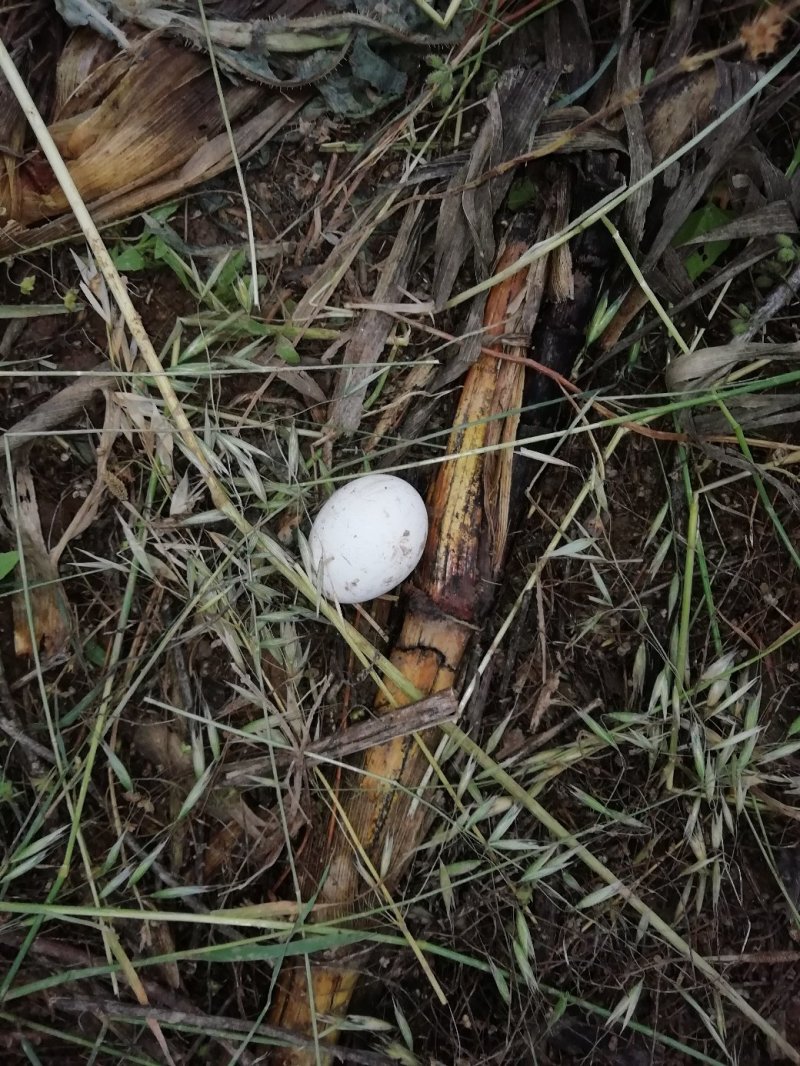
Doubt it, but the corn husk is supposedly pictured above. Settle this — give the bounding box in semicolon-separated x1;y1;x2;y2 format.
0;24;303;256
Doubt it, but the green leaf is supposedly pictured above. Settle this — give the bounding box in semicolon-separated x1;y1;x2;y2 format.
19;276;36;295
112;247;147;272
129;840;167;887
508;177;538;212
577;879;623;910
153;239;191;287
439;862;453;917
150;884;212;900
103;743;133;792
149;202;178;223
425;55;454;102
83;640;107;667
490;962;511;1006
177;766;214;821
673;201;732;281
212;249;247;302
0;551;19;581
0;304;74;319
275;335;300;365
393;999;414;1050
9;826;67;867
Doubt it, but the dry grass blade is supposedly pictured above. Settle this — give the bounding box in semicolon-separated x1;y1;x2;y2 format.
666;339;800;438
0;364;115;456
292;190;400;329
665;339;800;392
44;995;395;1066
225;691;459;784
643;62;761;270
601;56;766;348
616;2;651;251
674;200;798;245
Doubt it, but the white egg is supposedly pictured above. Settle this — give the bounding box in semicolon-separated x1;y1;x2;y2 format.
308;474;428;604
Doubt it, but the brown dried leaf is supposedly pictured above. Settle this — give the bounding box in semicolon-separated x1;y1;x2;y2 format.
432;65;559;309
545;170;574;302
616;26;652;251
643;65;718;165
653;0;702;72
144;921;181;992
326;201;422;436
7;460;72;658
666;339;800;393
133;719;292;878
0;30;304;255
133;722;192;776
666;338;800;442
693;395;800;437
0;359;122;658
642;62;761;275
52;27;119;119
15;36;259;226
51;393;121;564
365;360;438;453
10;560;68;657
204;778;304;879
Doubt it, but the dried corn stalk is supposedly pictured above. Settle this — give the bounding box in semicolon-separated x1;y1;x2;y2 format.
268;223;550;1063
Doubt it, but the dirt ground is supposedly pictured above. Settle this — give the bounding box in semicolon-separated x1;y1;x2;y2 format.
2;2;800;1064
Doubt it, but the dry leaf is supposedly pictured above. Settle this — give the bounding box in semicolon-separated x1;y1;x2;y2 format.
8;460;72;657
326;201;422;436
0;22;305;254
740;5;791;60
432;65;558;309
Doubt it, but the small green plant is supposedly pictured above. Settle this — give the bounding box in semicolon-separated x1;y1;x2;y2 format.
0;550;19;581
112;208;261;315
674;200;732;281
507;176;538;212
730;234;799;334
730;302;752;335
109;203;183;274
775;232;798;263
425;54;455;102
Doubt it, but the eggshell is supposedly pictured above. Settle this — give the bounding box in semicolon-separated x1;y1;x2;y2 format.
308;474;428;604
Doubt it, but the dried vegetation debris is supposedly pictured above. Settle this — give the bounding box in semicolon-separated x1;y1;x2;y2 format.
1;0;800;1063
0;0;462;255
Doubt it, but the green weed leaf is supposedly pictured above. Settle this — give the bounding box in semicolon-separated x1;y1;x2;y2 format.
0;551;19;580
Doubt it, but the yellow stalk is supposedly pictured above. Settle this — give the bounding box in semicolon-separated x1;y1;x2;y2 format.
267;235;538;1063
